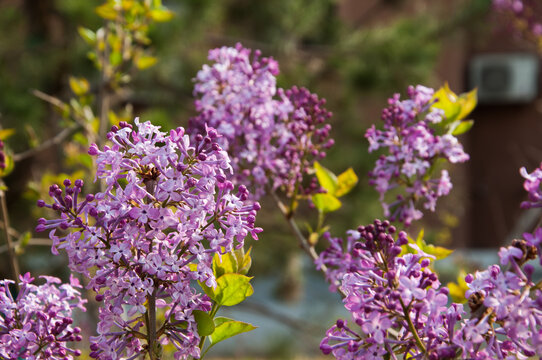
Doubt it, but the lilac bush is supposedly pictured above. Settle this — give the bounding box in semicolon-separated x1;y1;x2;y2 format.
36;119;261;359
0;273;86;359
365;85;469;226
189;44;333;199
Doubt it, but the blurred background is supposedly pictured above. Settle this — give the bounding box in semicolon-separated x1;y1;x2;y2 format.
1;0;541;358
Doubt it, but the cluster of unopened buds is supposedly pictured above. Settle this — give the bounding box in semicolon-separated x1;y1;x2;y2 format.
0;273;86;359
318;219;542;359
365;85;469;226
190;43;334;199
36;119;261;359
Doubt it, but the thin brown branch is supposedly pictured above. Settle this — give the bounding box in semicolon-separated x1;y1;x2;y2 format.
269;190;345;298
0;238;52;254
12;123;80;162
0;183;20;291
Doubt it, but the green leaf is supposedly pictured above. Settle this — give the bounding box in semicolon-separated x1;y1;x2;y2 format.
149;8;174;22
213;251;238;278
135;55;158;70
0;129;15;141
78;27;96;45
209;317;257;346
312;193;341;214
334;167;358;197
18;231;31;248
451;120;474;136
314;161;337;194
193;310;215;336
109;51;122;67
69;77;90;96
213;273;253;306
95;3;117;20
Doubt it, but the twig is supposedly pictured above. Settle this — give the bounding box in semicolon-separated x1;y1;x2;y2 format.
12;123;80;162
269;190;345;298
0;182;20;292
0;238;52;254
242;300;325;336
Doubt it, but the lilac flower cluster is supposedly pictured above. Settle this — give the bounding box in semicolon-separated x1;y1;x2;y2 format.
37;119;261;359
190;44;333;199
457;236;542;358
0;273;86;359
365;85;469;226
318;220;542;359
493;0;542;45
519;164;542;209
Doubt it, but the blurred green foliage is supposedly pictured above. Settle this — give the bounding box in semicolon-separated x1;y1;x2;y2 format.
0;0;491;280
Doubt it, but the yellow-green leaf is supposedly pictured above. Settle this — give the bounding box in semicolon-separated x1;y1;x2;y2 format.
334;167;358;197
236;247;252;275
78;27;96;45
421;243;453;260
314;161;337;194
95;3;117;20
135;55;158;70
69;77;90;96
109;51;122;67
0;129;15;141
149;8;174;22
456;88;477;121
209;317;257;346
432;83;461;123
451;120;474;136
312;193;341;214
214;273;253;306
213;251;238;278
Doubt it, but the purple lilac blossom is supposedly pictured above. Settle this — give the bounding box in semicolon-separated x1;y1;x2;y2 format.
519;164;542;209
0;140;5;170
37;119;261;359
493;0;542;46
318;220;542;359
365;85;469;226
189;44;333;199
0;273;86;359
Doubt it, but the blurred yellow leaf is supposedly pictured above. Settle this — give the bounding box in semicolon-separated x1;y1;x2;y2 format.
0;129;15;141
334;167;358;197
149;8;174;22
96;3;117;20
135;55;158;70
69;77;90;96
